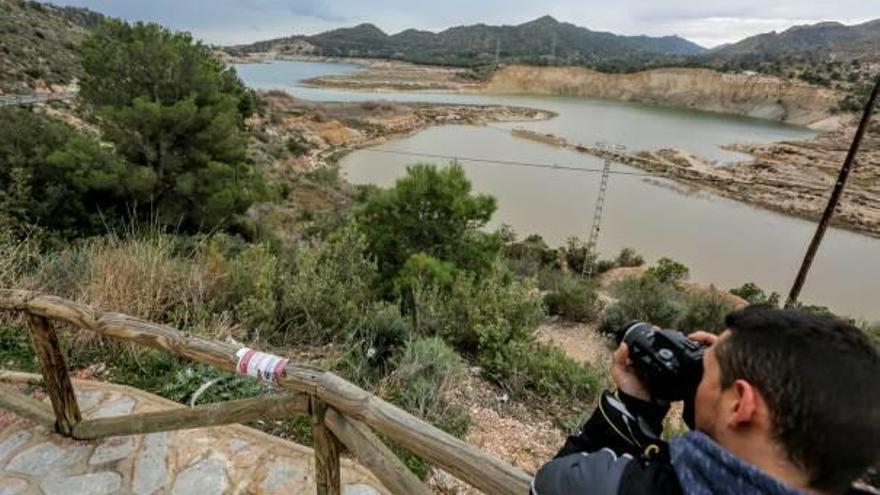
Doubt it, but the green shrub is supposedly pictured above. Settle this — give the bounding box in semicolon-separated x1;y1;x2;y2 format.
482;341;601;402
595;259;617;274
646;257;690;286
394;253;458;301
678;290;738;334
286;134;312;156
536;266;567;291
303;166;341;187
224;242;279;339
544;277;601;323
337;302;411;388
614;247;645;268
355;163;500;285
601;274;684;334
0;325;37;372
384;336;470;438
562;237;594;275
278;227;378;344
729;282;780;306
410;262;544;355
161;365;267;405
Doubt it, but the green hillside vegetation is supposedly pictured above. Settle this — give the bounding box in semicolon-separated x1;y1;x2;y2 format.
228;15;705;68
0;0;103;92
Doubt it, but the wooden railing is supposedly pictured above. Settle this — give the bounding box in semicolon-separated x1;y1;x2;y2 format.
0;290;531;495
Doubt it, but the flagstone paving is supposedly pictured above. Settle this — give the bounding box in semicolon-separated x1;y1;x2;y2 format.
0;378;387;495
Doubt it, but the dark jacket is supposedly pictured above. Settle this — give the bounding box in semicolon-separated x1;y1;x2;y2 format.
531;390;874;495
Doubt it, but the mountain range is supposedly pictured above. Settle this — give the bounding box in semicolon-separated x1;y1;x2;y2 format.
227;15;706;67
227;15;880;69
710;19;880;61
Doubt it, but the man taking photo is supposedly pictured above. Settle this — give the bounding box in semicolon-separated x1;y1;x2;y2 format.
531;306;879;495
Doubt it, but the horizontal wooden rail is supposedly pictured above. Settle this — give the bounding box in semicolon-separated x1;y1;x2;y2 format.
0;290;532;495
72;392;310;439
0;384;57;429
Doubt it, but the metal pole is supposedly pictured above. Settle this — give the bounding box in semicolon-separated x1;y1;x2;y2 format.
785;74;880;308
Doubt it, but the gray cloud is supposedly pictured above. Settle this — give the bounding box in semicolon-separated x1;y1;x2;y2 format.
47;0;879;47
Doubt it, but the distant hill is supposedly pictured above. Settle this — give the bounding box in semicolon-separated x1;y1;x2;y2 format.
0;0;104;93
696;19;879;110
227;15;706;67
709;19;880;60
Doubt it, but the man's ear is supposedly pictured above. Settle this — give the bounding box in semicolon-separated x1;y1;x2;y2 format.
726;379;759;428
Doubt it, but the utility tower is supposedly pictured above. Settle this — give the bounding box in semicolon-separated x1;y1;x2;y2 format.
583;142;626;278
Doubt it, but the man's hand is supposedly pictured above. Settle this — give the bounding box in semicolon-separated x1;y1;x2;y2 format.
612;343;651;401
688;330;719;347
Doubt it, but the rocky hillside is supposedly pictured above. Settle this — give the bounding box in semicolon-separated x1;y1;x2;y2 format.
227;15;706;67
0;0;104;93
485;65;842;126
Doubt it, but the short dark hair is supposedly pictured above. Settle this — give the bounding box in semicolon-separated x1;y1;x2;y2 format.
716;306;879;493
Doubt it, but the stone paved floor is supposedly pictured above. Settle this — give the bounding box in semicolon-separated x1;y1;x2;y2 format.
0;377;388;495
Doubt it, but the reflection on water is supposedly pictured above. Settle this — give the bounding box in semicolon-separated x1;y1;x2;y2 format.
236;61;880;321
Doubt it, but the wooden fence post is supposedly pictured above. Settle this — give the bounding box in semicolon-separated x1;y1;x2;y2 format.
26;314;80;435
312;397;342;495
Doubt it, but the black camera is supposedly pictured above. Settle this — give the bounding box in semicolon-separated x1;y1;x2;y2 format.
617;322;706;403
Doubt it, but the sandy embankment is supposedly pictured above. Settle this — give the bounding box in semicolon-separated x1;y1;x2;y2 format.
485;65;843;127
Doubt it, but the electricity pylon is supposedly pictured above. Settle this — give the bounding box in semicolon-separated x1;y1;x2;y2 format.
583;142;626;278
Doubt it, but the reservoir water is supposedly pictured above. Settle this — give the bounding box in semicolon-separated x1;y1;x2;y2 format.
236;61;880;321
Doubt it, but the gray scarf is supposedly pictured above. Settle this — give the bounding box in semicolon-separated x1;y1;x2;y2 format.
670;431;806;495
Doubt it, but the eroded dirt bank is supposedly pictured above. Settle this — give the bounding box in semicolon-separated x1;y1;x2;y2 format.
486;65;842;127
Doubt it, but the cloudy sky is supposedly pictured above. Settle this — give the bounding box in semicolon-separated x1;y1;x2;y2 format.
48;0;878;48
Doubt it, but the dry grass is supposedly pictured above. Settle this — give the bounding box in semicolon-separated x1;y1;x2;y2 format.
0;228;41;289
78;235;212;323
3;230;238;348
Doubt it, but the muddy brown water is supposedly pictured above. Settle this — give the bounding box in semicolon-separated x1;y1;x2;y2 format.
237;61;880;321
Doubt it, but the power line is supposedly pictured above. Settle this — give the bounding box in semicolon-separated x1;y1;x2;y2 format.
357;147;759;186
359;148;654;177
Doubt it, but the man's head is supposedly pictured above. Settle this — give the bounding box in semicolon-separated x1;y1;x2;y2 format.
694;306;879;494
